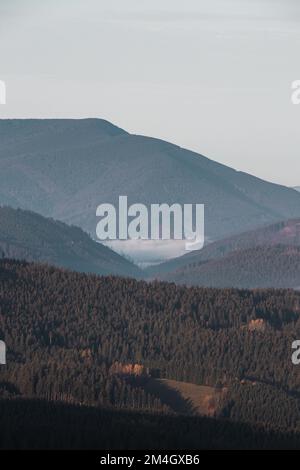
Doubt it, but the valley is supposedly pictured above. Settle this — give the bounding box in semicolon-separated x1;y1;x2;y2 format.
1;119;300;449
1;119;300;264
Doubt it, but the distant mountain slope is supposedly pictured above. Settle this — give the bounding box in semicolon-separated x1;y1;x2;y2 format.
145;218;300;277
295;187;300;192
157;245;300;289
1;119;300;251
0;206;141;278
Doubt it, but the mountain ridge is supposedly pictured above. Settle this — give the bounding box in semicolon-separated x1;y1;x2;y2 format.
0;205;141;278
1;119;300;263
145;218;300;288
155;244;300;289
145;218;300;277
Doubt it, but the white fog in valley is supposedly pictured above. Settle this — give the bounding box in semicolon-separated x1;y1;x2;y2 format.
0;0;299;187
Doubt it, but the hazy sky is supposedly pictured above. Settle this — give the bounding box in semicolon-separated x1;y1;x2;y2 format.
0;0;300;186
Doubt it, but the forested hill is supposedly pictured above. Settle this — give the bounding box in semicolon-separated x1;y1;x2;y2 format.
155;245;300;289
0;206;141;278
145;218;300;278
1;259;300;439
145;219;300;289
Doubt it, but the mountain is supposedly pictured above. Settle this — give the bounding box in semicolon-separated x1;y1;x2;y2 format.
155;245;300;289
145;218;300;278
1;119;300;262
0;206;141;278
294;187;300;192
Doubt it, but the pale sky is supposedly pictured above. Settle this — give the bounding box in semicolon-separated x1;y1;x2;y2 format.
0;0;300;186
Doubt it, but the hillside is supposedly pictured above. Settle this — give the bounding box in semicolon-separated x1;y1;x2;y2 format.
1;259;300;438
155;245;300;289
0;206;141;278
146;218;300;277
1;119;300;260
